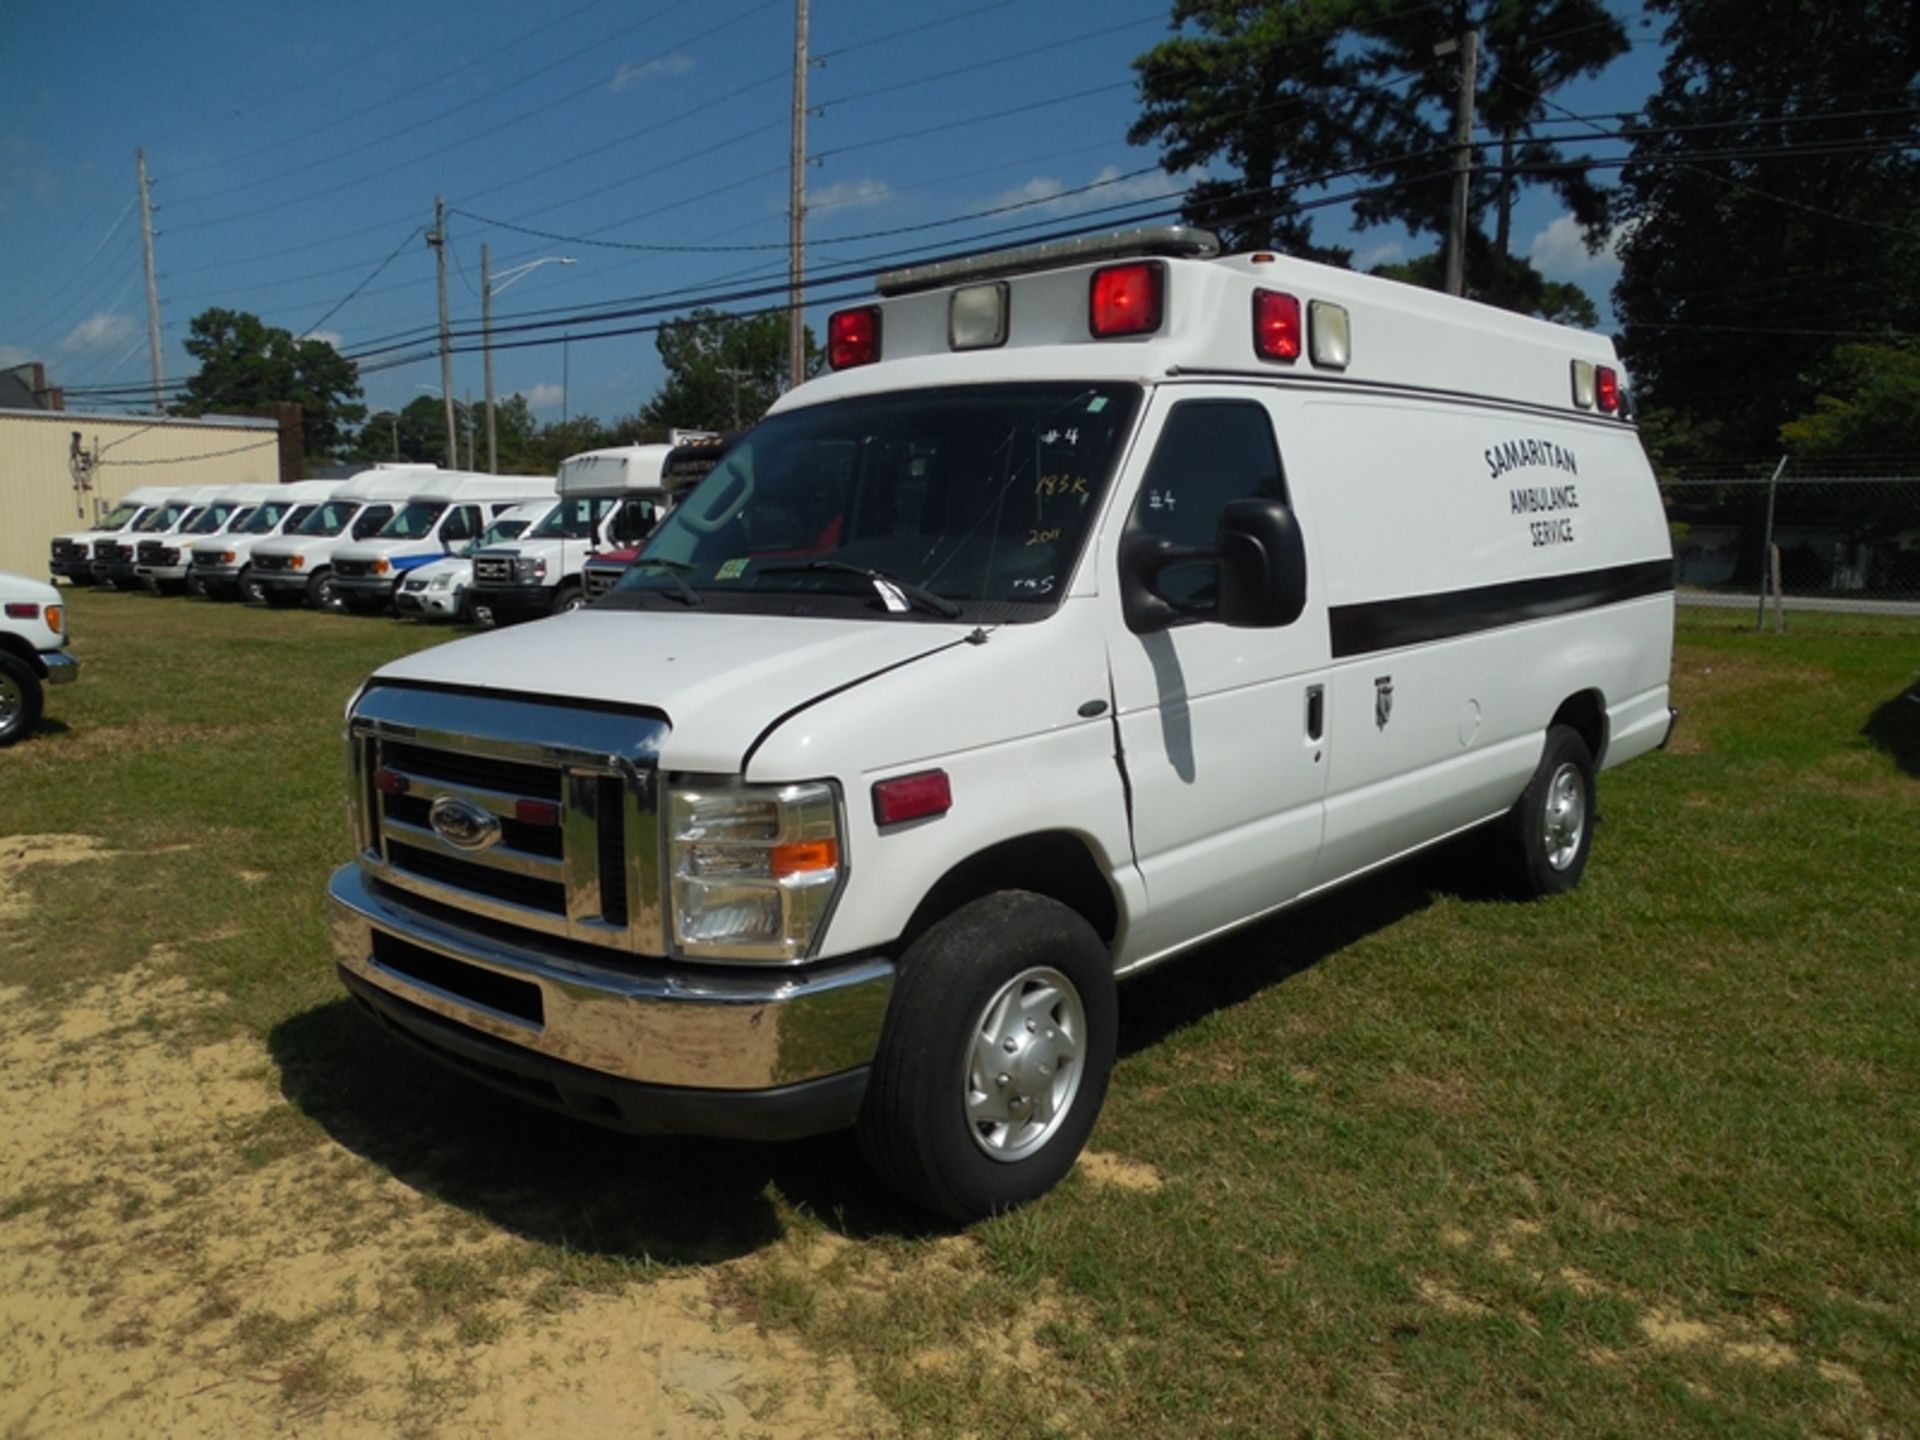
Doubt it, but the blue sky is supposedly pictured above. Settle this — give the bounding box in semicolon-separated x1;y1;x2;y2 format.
0;0;1665;430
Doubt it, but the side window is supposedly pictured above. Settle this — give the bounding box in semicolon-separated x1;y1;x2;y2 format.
441;506;476;542
1133;399;1286;609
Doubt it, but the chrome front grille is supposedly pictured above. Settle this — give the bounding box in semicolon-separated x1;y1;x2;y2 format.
335;558;373;579
253;552;292;572
95;540;131;563
52;540;86;562
138;541;179;565
348;685;667;956
583;564;626;599
473;556;515;585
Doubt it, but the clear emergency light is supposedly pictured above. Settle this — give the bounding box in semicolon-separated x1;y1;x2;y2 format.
949;282;1009;350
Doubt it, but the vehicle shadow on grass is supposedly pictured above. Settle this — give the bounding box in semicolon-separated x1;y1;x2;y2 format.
1862;678;1920;776
268;998;942;1266
268;842;1495;1260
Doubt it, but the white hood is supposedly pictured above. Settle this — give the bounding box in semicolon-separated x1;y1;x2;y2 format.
368;609;970;773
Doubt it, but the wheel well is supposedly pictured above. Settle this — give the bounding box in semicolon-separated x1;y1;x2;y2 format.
899;832;1119;953
1551;689;1608;767
0;633;46;677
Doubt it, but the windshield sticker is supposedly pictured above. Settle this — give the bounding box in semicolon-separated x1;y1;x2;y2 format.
715;558;748;580
1086;396;1108;413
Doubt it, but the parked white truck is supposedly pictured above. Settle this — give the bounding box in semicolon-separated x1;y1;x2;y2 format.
330;472;558;615
136;484;282;593
393;501;555;622
329;228;1676;1219
49;487;178;585
188;480;342;602
92;486;225;589
465;442;697;621
0;571;77;746
250;467;438;611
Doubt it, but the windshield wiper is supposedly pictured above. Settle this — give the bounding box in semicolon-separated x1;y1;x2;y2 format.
759;560;962;618
629;557;703;606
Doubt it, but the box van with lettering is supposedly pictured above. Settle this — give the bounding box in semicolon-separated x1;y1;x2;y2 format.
329;227;1674;1219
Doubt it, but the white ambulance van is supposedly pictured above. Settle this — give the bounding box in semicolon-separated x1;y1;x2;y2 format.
465;441;698;621
251;466;437;611
394;500;555;622
329;228;1675;1219
330;472;557;615
137;483;281;593
93;485;225;588
50;487;178;585
189;480;342;602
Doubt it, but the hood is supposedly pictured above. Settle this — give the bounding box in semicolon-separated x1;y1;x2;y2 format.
367;608;971;773
0;571;59;606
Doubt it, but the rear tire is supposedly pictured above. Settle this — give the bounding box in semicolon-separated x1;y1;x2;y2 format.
0;652;45;747
857;891;1116;1222
1499;724;1596;899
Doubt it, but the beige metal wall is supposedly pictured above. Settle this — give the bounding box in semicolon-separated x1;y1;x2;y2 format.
0;408;282;579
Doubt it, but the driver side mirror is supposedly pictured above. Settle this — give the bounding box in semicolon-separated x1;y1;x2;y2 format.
1120;497;1307;634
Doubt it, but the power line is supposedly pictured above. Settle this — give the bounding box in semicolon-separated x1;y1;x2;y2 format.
297;227;425;340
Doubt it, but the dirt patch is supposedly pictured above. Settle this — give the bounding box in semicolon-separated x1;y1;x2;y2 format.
1416;1278;1492;1318
0;833;116;921
0;966;887;1439
1077;1150;1166;1193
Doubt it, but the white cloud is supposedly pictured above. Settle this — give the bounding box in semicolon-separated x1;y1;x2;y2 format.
58;312;138;356
1528;213;1635;285
522;383;565;410
982;165;1188;220
612;52;694;90
810;178;893;216
305;329;343;349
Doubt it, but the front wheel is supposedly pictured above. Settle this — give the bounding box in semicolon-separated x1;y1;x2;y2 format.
0;652;45;747
237;567;265;605
305;569;343;613
858;891;1116;1221
550;581;584;616
1499;724;1596;898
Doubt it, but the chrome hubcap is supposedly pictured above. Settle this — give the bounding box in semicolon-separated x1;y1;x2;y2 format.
966;965;1085;1162
0;672;22;729
1543;762;1586;871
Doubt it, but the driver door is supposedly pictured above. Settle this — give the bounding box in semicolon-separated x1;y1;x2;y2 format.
1100;388;1330;964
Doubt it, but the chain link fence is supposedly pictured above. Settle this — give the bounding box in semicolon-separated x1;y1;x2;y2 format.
1662;468;1920;613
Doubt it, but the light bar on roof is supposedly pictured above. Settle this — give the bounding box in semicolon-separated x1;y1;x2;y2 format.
877;226;1221;297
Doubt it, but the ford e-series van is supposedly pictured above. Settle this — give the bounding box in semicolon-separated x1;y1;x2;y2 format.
329;472;557;615
49;487;178;584
329;229;1676;1219
251;467;438;611
188;480;342;602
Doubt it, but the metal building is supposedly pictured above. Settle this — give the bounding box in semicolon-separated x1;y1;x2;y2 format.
0;408;287;579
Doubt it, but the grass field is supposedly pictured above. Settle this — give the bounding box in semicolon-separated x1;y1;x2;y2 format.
1;588;1915;1438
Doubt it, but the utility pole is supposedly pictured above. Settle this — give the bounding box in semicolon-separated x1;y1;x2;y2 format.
786;0;809;389
463;389;475;471
136;149;165;414
562;333;570;427
427;197;457;465
1438;30;1478;297
482;243;497;473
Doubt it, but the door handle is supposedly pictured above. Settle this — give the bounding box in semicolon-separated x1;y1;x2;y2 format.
1305;684;1325;742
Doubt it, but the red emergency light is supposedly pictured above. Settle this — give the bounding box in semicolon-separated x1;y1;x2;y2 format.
828;306;881;369
1089;262;1163;338
1253;289;1303;361
1596;365;1620;414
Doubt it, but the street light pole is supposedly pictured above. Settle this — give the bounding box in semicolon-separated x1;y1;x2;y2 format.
481;253;574;473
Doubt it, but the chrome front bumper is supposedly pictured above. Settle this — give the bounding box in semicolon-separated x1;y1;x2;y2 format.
328;864;894;1096
42;651;78;685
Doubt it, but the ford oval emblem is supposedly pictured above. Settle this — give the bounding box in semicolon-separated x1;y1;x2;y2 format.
429;795;502;853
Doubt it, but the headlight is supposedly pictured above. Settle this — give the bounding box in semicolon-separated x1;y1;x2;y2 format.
428;573;454;590
669;780;843;961
516;556;549;582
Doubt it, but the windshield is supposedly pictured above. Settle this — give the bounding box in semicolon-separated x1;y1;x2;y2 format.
235;501;293;534
135;502;192;533
379;501;447;539
293;501;359;537
351;504;395;539
183;503;240;535
530;497;614;540
93;502;141;531
612;383;1142;620
477;516;531;547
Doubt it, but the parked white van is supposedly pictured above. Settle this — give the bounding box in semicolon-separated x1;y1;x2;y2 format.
466;441;701;621
0;571;76;745
49;486;178;585
394;500;555;622
189;480;342;602
92;485;226;588
137;483;281;593
330;472;557;615
329;228;1675;1219
250;466;438;611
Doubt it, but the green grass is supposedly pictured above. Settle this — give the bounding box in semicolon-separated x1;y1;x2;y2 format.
2;588;1916;1437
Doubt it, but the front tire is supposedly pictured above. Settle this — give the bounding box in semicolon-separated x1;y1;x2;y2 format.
306;569;343;612
858;892;1116;1221
237;566;265;605
0;652;45;747
550;581;584;616
1500;724;1596;898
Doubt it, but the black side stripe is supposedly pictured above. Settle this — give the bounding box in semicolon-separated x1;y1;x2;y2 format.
1329;558;1673;659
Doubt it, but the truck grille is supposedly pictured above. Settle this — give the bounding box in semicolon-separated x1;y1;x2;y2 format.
95;540;130;563
583;563;627;600
348;687;667;955
253;552;292;572
137;541;179;566
473;556;515;585
334;558;374;579
52;540;87;562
